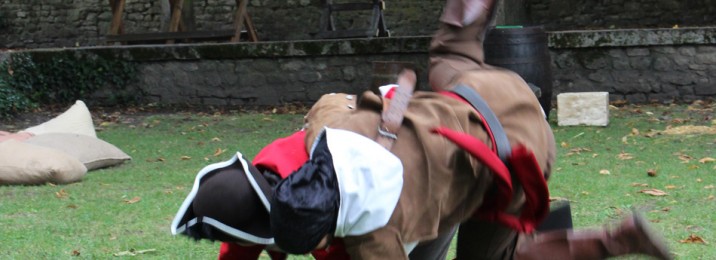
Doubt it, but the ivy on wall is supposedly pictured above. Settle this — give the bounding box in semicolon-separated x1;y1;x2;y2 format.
0;52;140;119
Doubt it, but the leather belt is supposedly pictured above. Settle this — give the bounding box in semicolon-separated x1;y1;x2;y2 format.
376;69;416;150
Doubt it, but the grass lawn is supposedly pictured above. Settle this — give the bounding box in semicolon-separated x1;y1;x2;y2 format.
0;102;714;259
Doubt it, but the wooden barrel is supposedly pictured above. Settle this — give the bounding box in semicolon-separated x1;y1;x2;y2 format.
484;26;554;118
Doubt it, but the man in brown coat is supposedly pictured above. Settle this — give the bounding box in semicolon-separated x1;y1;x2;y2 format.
268;0;672;259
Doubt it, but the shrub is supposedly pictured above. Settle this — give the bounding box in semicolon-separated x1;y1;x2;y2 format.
4;51;140;107
0;59;36;119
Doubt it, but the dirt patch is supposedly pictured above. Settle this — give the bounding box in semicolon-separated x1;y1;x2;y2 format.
660;125;716;135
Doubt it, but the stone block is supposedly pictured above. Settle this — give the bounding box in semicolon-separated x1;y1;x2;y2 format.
557;92;609;126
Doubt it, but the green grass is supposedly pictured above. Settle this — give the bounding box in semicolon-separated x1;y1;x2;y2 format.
0;103;714;259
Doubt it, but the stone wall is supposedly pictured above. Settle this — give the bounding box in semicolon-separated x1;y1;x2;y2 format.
3;0;716;49
549;28;716;103
526;0;716;30
4;28;714;108
0;0;443;49
11;37;432;107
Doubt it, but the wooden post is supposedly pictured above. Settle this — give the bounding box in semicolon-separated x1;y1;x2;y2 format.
108;0;126;35
168;0;184;32
232;0;248;42
167;0;184;43
243;12;258;42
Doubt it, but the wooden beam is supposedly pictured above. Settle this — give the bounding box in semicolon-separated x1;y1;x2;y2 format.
243;12;258;42
106;30;235;44
108;0;126;35
168;0;184;44
232;0;249;42
168;0;184;32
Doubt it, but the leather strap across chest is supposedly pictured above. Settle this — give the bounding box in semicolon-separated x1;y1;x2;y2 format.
451;84;511;163
376;70;416;150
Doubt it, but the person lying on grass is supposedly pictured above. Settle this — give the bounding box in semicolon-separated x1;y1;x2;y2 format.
173;0;671;258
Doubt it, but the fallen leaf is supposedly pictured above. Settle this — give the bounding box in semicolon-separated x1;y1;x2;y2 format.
621;136;629;144
213;148;224;157
708;195;715;200
618;152;634;160
647;169;658;177
211;137;221;142
592;153;599;158
665;185;677;189
687;165;700;170
67;204;78;209
705;185;715;189
71;250;80;256
113;248;157;256
55;189;69;199
679;234;707;244
699;157;715;164
560;142;569;148
631;128;640;136
677;153;693;163
146;157;166;163
124;197;141;204
639;189;668;196
599;169;611;175
644;129;660;138
567;147;592;155
549;196;571;202
697;178;703;182
631;183;649;187
180;156;191;160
